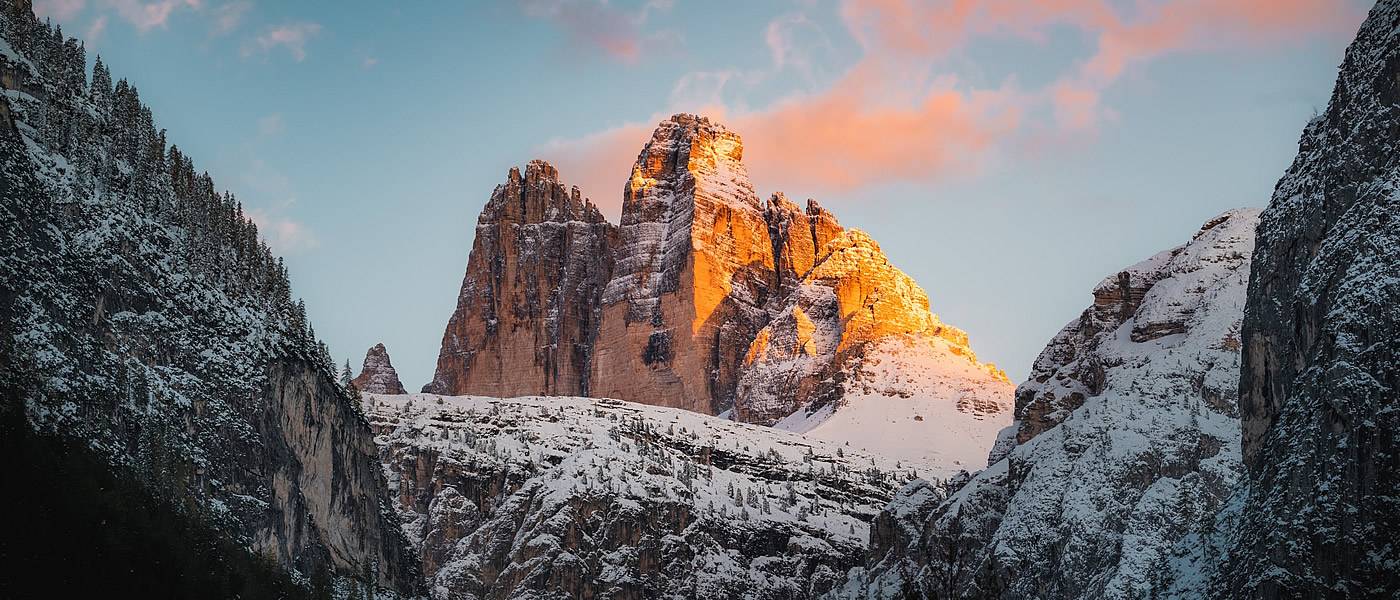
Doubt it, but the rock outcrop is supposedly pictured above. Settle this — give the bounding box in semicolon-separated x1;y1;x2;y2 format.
735;228;1012;472
834;209;1260;599
590;114;778;415
353;343;408;395
424;160;615;397
366;392;935;600
1212;2;1400;595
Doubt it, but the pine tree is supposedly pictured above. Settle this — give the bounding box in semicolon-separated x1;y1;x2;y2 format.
341;360;354;387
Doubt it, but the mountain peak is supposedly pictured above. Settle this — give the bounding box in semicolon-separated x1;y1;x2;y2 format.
352;343;407;395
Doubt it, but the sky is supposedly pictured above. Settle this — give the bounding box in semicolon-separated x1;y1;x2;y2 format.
35;0;1371;390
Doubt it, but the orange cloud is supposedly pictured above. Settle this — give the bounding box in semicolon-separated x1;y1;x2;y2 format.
539;0;1362;207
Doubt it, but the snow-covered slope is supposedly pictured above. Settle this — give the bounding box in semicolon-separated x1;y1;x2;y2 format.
366;392;944;600
834;209;1259;599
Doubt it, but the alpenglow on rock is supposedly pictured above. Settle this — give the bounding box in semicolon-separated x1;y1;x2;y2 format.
424;113;1010;475
1212;1;1400;595
590;114;779;415
834;209;1261;599
736;227;1012;474
424;160;615;397
353;343;408;395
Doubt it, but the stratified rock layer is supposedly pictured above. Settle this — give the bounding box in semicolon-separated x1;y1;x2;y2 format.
425;160;615;397
1216;2;1400;595
590;114;777;415
834;210;1260;599
353;343;407;395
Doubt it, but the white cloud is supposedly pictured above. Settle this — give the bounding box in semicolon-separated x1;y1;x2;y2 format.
256;113;284;137
246;207;318;254
210;0;250;36
242;22;321;62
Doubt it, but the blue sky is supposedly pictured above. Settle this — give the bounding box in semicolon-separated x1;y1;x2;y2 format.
38;0;1370;389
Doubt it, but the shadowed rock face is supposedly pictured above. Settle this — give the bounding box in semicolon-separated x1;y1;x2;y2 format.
0;3;420;592
590;114;778;415
424;160;616;397
1221;1;1400;596
353;343;407;395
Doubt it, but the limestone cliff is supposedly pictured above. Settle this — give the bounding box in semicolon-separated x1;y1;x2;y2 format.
424;160;615;397
353;343;408;395
590;114;778;415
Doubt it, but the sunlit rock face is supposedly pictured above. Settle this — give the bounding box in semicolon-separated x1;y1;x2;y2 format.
426;115;1010;469
736;227;1013;473
833;209;1260;599
590;114;778;415
424;160;616;397
353;343;408;395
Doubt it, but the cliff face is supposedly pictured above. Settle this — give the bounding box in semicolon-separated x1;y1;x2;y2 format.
353;343;408;395
1217;2;1400;595
590;114;777;415
834;210;1260;599
0;4;418;593
425;160;615;397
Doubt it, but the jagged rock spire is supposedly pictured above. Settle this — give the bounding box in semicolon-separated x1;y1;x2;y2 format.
352;343;407;395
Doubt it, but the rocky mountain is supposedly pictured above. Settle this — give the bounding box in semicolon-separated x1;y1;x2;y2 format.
737;227;1013;473
0;2;418;595
354;343;409;395
365;392;945;600
424;161;615;398
425;114;1010;473
833;209;1260;599
588;114;777;415
1207;1;1400;595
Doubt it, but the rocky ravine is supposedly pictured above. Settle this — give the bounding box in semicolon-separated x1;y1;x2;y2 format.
426;114;1010;470
833;209;1260;599
366;392;944;600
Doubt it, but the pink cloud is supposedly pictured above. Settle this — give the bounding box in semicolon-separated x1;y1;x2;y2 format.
541;0;1363;202
85;14;107;42
99;0;201;32
520;0;677;64
247;207;318;254
243;22;322;62
210;0;250;36
33;0;86;21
